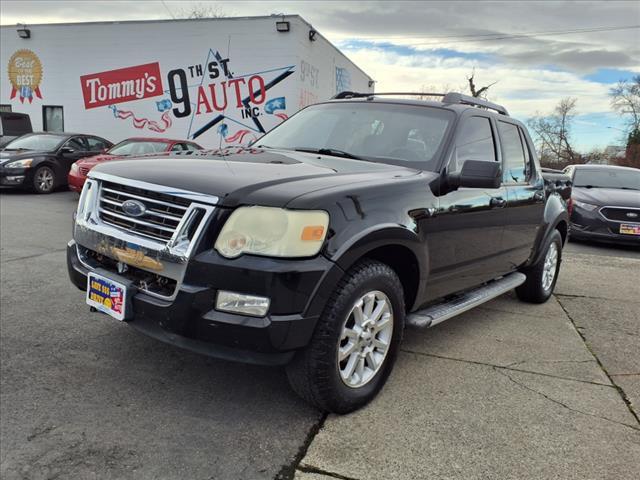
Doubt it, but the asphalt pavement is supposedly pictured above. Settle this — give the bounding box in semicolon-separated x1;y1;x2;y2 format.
1;190;638;480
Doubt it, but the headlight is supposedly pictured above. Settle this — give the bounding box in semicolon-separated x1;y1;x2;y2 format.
573;200;598;211
215;206;329;258
5;158;33;168
70;163;79;173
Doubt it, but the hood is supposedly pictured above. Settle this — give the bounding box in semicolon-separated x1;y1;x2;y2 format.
77;153;121;167
0;150;50;165
90;148;422;207
573;187;640;208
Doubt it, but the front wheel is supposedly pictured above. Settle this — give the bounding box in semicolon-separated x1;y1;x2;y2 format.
286;260;405;413
32;165;56;194
516;229;563;303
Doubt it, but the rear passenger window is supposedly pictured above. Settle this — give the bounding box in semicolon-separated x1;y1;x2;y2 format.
452;117;496;172
498;122;527;183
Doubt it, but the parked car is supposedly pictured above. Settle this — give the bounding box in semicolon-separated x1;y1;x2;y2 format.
0;132;112;193
564;164;640;245
68;92;571;413
0;112;32;148
68;137;203;192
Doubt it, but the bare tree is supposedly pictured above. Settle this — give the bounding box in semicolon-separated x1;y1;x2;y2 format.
609;75;640;132
176;2;230;19
528;97;579;168
466;68;497;98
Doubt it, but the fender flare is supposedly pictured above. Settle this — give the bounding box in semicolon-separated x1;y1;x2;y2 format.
303;224;428;319
528;193;569;266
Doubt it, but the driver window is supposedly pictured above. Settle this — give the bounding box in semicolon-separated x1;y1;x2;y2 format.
65;137;88;151
451;116;496;173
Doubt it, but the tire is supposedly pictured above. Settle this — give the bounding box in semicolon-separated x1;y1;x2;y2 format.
32;165;56;194
286;259;405;413
516;229;563;304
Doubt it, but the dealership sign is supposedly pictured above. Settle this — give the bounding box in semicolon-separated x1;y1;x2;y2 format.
80;62;163;109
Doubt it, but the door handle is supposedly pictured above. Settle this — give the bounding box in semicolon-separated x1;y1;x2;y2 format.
490;197;507;208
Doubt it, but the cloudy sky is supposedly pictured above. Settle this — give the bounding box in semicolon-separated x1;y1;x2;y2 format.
1;0;639;150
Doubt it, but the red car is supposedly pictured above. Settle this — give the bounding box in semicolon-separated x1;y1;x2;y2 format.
68;137;202;192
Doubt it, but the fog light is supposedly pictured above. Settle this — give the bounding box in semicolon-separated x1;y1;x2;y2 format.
4;175;25;184
216;291;270;317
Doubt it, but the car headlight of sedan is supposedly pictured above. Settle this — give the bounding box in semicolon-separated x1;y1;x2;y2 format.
215;206;329;259
5;158;33;168
70;163;79;173
573;200;599;211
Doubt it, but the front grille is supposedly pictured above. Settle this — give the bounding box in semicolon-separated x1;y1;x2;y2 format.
79;167;90;176
600;207;640;222
98;181;190;242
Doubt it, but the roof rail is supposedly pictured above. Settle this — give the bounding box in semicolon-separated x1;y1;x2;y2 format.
442;92;509;116
331;91;509;116
332;91;445;100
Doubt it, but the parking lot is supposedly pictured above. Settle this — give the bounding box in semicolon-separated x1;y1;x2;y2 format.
1;190;639;480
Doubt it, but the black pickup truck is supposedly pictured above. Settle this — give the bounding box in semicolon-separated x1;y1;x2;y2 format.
67;92;571;413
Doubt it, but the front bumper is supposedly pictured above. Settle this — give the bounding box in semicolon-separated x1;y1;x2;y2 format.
0;166;29;187
67;240;341;366
68;170;86;192
569;207;640;245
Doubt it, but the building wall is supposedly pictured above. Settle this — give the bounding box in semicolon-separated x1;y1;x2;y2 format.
0;16;373;148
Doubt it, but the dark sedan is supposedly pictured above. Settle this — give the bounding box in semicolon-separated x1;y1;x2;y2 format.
0;132;112;193
564;164;640;245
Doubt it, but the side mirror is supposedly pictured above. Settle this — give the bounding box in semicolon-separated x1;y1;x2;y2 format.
61;146;75;155
448;160;501;189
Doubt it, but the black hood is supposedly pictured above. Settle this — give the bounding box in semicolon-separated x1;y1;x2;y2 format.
573;186;640;209
90;148;422;207
0;150;50;164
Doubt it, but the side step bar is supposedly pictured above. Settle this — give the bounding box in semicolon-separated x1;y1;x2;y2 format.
407;272;526;328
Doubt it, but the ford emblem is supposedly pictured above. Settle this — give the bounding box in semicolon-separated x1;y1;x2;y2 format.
121;199;147;217
626;212;638;218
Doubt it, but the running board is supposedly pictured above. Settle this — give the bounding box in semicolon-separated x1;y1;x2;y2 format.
407;272;526;328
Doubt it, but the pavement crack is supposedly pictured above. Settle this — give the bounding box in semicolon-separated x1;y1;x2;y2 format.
275;412;328;480
297;464;361;480
555;293;640;305
401;349;613;388
556;296;640;427
495;367;639;431
2;248;67;264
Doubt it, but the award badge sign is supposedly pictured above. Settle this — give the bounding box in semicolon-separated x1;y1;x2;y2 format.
7;49;43;103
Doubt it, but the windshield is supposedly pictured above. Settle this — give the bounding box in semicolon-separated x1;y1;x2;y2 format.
256;102;453;170
3;134;65;151
108;140;170;155
574;168;640;190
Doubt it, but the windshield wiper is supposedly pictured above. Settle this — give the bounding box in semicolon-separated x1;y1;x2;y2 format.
293;147;363;160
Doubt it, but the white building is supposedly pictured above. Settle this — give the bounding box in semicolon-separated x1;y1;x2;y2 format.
0;16;373;148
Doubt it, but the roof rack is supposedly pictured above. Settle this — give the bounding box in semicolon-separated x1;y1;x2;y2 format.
332;91;509;116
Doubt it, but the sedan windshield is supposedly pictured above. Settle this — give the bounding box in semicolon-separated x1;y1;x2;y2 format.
574;168;640;190
109;140;170;156
3;134;65;152
256;102;453;170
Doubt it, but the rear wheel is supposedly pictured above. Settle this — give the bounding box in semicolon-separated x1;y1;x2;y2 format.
516;229;563;303
286;259;405;413
32;165;56;194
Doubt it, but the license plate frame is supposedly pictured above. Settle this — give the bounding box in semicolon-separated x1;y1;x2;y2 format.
86;272;129;321
619;223;640;236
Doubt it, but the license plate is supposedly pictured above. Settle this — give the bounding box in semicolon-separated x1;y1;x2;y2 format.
86;272;127;321
620;223;640;235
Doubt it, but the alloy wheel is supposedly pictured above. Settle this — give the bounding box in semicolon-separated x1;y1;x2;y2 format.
338;290;394;388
